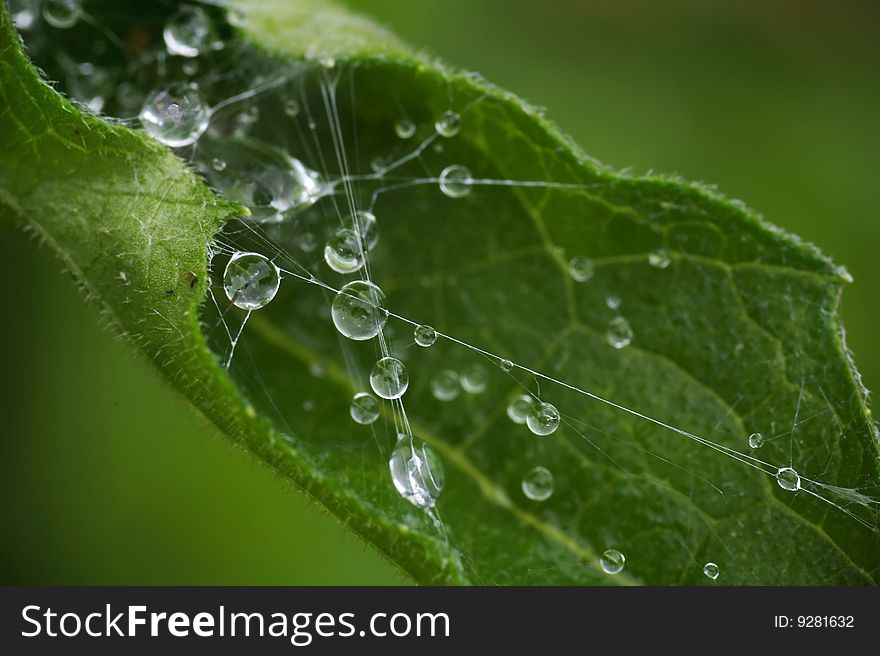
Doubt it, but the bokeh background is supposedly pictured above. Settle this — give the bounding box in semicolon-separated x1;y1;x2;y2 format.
1;0;877;584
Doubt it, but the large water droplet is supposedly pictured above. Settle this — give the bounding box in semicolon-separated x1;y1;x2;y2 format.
748;432;764;449
507;394;535;425
435;110;460;137
776;467;801;491
370;357;409;400
527;402;560;436
606;316;633;349
430;369;460;402
568;255;594;283
324;228;365;273
414;324;437;347
439;165;473;198
703;562;720;580
600;549;626;575
350;392;380;425
389;440;445;509
394;117;416;139
461;364;488;394
331;280;387;341
222;252;280;310
163;5;216;58
521;466;554;501
139;84;209;148
42;0;80;29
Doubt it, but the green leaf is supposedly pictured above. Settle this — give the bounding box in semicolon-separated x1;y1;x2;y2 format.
1;0;877;585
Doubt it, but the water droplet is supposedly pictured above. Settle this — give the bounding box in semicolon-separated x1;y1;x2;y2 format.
461;364;488;394
370;357;409;400
527;402;560;436
298;231;317;252
438;164;472;198
139;84;209;148
182;60;199;77
331;280;387;341
648;248;672;269
606;316;633;349
499;358;513;373
521;466;554;501
776;467;801;491
321;56;336;70
600;549;626;575
414;325;437;347
435;110;460;137
394;117;416;139
350;392;380;425
431;369;460;402
703;562;720;580
348;210;379;251
42;0;80;29
324;228;365;273
284;98;300;117
222;252;280;310
606;295;622;310
11;1;37;30
748;432;764;449
164;5;216;57
507;394;535;425
568;256;594;282
211;157;226;171
389;440;445;509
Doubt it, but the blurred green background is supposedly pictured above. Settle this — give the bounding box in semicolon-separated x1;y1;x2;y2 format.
1;0;877;584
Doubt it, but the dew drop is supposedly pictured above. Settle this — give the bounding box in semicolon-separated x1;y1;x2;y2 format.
414;325;437;347
430;369;460;402
568;256;594;283
435;110;460;137
499;358;514;373
438;164;473;198
606;316;633;349
348;210;379;251
389;440;445;509
182;60;199;77
139;84;209;148
350;392;380;425
284;98;301;117
776;467;801;491
222;252;280;310
163;5;216;57
600;549;626;575
370;357;409;400
606;295;622;310
703;562;720;580
648;248;672;269
299;231;317;252
394;117;416;139
506;394;535;425
748;432;764;449
521;466;554;501
526;401;560;436
331;280;388;341
324;228;365;273
211;157;226;171
461;364;488;394
42;0;80;29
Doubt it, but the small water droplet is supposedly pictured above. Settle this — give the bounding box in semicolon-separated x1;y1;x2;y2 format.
648;248;672;269
606;295;622;310
461;364;488;394
331;280;387;341
284;98;300;117
394;117;416;139
324;228;365;273
414;325;437;347
163;5;216;57
182;60;199;77
222;252;280;310
430;369;460;402
600;549;626;575
298;231;317;252
42;0;80;29
348;210;379;251
776;467;801;491
606;316;633;349
748;432;764;449
320;56;336;70
507;394;535;425
527;401;560;436
438;164;472;198
139;84;209;148
389;440;445;509
350;392;380;425
499;358;513;372
703;562;720;580
568;256;594;283
435;110;460;137
370;357;409;400
521;466;554;501
211;157;226;171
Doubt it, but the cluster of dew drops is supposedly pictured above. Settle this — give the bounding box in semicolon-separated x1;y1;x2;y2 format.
12;0;813;581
